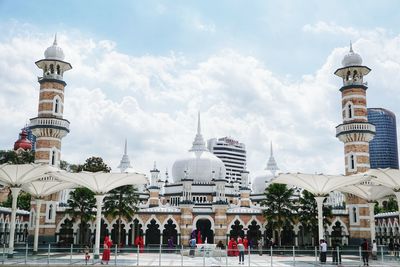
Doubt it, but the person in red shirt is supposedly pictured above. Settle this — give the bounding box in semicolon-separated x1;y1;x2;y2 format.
243;236;249;254
101;236;112;265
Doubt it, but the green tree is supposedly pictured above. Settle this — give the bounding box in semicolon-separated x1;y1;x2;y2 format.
262;183;295;246
375;197;398;214
1;191;31;211
298;190;332;245
80;157;111;173
0;150;34;164
103;185;138;246
66;187;96;245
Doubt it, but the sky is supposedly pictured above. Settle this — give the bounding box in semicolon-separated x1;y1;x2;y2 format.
1;0;400;181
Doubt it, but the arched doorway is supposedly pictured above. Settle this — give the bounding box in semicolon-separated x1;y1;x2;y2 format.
281;222;294;246
128;219;143;246
93;219;109;246
59;219;74;245
331;221;343;245
111;219;127;246
230;220;244;240
145;219;160;246
163;219;178;245
247;221;261;247
196;219;214;243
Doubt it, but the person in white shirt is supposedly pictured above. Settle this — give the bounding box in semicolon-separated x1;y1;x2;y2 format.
320;239;327;263
372;240;378;260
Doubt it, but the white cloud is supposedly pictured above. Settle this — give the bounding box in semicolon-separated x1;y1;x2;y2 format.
1;23;400;183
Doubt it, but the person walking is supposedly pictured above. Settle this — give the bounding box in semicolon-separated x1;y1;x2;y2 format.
101;236;112;265
237;238;245;264
361;239;370;266
371;240;377;260
331;241;341;265
189;236;196;257
320;239;327;263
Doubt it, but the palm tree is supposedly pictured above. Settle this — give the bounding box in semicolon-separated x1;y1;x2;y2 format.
66;187;96;245
298;190;332;245
262;183;295;246
103;185;138;247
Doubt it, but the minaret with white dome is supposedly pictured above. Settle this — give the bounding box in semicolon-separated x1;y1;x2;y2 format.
335;42;375;243
29;34;72;167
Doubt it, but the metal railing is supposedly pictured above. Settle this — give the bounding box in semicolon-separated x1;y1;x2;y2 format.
1;244;399;266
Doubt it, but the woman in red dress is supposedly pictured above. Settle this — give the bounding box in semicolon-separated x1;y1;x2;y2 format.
101;236;112;265
228;237;238;256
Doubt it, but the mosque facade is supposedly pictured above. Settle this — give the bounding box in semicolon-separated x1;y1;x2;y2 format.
11;37;397;248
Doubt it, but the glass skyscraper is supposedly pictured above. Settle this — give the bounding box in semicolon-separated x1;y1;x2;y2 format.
368;108;399;169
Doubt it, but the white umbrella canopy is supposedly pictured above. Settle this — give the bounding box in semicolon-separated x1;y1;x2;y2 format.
51;171;147;194
338;184;394;202
272;172;370;196
21;179;76;253
367;168;400;190
0;163;59;186
21;179;77;198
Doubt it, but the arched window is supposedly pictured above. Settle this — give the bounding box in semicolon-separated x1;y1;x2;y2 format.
350;155;355;170
348;104;352;118
53;96;62;115
55;98;59;114
346;70;351;81
56;65;61;75
353;207;357;223
44;65;48;74
48;204;53;220
51;150;56;166
50;64;54;74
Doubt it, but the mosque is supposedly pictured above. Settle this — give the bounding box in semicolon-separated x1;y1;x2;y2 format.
5;36;398;248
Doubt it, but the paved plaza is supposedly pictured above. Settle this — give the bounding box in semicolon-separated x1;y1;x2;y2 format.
1;248;400;267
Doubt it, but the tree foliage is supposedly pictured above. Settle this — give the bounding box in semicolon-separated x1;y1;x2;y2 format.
0;150;34;164
298;190;332;245
1;191;32;211
375;197;398;214
104;185;138;246
262;183;295;246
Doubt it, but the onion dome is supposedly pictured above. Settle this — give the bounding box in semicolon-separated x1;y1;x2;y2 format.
172;113;226;183
14;129;32;151
342;41;362;67
44;34;65;61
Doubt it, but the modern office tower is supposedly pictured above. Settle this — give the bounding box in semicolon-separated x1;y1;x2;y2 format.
368;108;399;169
207;137;246;183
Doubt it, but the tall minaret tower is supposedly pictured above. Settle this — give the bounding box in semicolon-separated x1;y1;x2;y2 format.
29;35;72;167
334;43;376;243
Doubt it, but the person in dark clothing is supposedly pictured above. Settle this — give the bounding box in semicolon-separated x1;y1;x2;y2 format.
331;241;342;265
361;239;370;266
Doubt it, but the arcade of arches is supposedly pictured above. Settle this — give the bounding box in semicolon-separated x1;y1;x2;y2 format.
54;215;351;247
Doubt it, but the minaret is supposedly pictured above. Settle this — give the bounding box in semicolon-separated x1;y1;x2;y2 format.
148;162;161;207
334;42;376;243
239;169;251;207
29;34;72;167
213;168;228;245
117;139;133;172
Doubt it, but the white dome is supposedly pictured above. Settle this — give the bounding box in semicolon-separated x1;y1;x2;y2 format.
171;112;226;183
251;174;273;194
44;35;65;61
172;150;226;183
342;43;362;67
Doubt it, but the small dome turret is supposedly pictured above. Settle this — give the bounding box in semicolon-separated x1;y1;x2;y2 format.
342;42;362;67
14;129;32;151
44;34;65;61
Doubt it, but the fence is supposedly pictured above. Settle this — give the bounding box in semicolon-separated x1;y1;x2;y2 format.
1;244;399;266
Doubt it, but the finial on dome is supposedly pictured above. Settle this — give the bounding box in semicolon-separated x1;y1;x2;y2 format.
270;141;273;157
153;161;157;170
124;138;127;155
197;111;201;135
53;33;58;46
349;40;353;53
190;111;207;151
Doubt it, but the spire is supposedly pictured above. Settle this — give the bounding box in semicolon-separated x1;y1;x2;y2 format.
117;139;132;172
190;112;207;152
153;161;158;171
349;40;353;53
266;142;279;176
53;33;58;46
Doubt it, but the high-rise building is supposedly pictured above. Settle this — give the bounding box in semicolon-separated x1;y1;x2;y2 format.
207;137;246;183
368;108;399;169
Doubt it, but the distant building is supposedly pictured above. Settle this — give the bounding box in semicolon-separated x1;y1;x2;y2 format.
368;108;399;169
207;137;246;183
